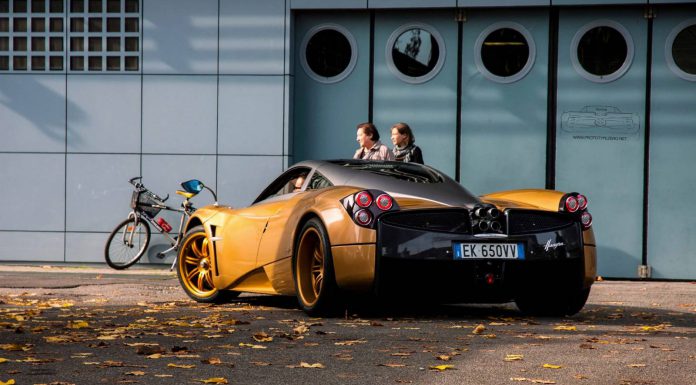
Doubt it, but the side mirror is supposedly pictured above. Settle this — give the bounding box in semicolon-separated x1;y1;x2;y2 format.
181;179;204;194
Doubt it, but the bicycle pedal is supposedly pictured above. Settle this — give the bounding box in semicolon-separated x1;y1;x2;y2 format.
156;252;166;259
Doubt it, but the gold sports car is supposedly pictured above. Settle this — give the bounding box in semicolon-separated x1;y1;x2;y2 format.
176;160;596;316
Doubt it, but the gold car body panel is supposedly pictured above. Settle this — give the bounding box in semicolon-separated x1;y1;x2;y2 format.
480;189;566;211
331;244;376;292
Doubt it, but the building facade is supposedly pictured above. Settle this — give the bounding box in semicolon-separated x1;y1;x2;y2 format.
1;0;695;279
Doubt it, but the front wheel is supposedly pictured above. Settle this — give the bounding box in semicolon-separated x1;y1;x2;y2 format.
177;225;238;303
105;217;151;270
293;218;340;316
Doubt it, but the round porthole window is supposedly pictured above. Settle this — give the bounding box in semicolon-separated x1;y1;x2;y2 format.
666;19;696;81
300;24;357;84
571;20;634;83
386;23;445;84
475;22;536;84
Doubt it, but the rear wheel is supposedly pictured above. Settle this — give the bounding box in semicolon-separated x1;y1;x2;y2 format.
293;218;340;316
177;225;238;303
105;217;150;270
515;287;591;317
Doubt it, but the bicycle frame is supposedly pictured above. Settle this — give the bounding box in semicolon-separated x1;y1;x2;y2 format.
126;197;194;270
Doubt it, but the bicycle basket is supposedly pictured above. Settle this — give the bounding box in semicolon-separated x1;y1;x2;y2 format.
131;190;164;217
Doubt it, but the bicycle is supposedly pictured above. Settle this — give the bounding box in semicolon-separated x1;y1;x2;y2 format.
104;176;217;270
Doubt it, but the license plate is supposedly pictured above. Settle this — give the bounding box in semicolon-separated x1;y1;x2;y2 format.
452;243;525;260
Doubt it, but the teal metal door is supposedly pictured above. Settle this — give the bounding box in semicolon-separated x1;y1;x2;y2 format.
293;12;370;162
556;8;647;277
459;9;549;194
373;10;458;177
648;5;696;279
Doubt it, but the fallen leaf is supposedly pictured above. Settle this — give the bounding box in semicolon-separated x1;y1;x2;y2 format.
472;324;486;334
505;354;524;362
378;363;407;368
429;365;456;371
334;338;367;346
202;357;222;365
0;344;31;351
640;325;667;332
574;375;589;380
67;320;89;329
125;371;145;376
436;355;452;361
300;362;325;368
147;354;162;359
553;325;577;331
511;377;556;384
0;380;15;385
252;332;273;342
542;364;562;369
167;363;195;369
627;364;647;368
293;325;309;334
195;378;228;384
238;343;266;349
0;358;8;364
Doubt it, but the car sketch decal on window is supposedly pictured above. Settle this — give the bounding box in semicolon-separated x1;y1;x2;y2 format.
561;105;640;138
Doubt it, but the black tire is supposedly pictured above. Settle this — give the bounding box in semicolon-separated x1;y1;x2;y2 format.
177;225;239;303
515;287;591;317
293;218;340;316
105;217;151;270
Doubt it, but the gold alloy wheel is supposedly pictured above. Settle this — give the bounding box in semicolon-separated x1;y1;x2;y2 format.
296;227;324;307
179;231;217;299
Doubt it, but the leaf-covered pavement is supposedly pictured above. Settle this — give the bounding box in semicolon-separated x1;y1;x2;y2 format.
1;279;695;385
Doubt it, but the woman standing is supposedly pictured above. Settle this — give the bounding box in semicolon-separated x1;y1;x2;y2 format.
353;122;394;161
390;122;424;164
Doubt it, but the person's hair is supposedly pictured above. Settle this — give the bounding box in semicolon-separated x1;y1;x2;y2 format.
391;122;415;146
357;122;380;142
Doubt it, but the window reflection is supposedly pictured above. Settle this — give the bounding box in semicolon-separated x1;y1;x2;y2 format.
577;26;627;77
480;27;529;78
391;28;439;78
672;24;696;75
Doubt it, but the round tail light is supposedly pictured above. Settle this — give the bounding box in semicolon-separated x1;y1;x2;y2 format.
375;194;393;211
565;196;579;213
576;194;588;210
580;211;593;229
354;209;372;226
355;191;372;208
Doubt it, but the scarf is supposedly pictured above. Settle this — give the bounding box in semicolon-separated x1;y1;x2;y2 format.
393;144;415;162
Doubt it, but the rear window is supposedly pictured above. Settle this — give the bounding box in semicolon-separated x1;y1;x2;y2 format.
330;160;444;184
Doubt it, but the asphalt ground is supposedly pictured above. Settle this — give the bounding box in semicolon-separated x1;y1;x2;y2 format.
0;264;694;385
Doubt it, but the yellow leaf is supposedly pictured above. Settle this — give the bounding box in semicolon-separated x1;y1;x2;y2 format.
126;371;146;376
0;344;31;352
0;358;8;364
436;355;451;361
238;343;266;349
67;320;89;329
628;364;647;368
0;379;16;385
472;324;486;334
378;363;406;367
543;364;562;369
252;332;273;342
196;378;228;384
505;354;524;362
300;362;325;368
147;353;162;359
44;336;72;343
553;325;577;331
334;339;366;346
429;365;456;371
167;363;195;369
640;325;667;332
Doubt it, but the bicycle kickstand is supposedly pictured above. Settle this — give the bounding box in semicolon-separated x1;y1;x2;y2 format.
169;256;178;272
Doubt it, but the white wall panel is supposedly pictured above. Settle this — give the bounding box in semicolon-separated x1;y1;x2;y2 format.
143;0;219;74
218;76;285;155
67;75;141;153
219;0;286;74
0;153;65;231
141;154;218;231
66;154;140;232
0;232;64;262
65;232;109;263
0;75;66;152
142;75;217;154
217;155;284;207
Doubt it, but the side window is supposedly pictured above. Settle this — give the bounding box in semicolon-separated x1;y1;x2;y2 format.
253;167;311;203
307;171;333;191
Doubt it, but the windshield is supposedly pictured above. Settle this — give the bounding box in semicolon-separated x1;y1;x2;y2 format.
329;160;444;184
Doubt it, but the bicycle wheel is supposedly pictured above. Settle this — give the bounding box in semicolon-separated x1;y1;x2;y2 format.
104;217;151;269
